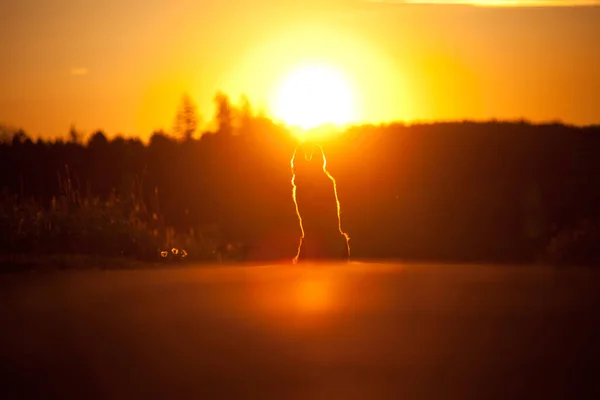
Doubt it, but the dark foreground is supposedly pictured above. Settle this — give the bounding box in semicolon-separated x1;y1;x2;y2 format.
1;262;599;399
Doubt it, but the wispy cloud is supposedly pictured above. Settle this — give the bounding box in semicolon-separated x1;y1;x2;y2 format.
70;67;89;76
366;0;599;6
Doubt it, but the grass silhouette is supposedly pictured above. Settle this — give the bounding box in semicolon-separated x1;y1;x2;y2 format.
0;166;227;270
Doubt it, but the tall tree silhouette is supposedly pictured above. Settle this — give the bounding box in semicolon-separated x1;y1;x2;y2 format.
69;125;81;144
0;124;17;143
214;92;234;136
174;94;199;141
87;130;108;149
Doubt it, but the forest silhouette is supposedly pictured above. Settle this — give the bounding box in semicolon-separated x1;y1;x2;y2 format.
2;93;600;267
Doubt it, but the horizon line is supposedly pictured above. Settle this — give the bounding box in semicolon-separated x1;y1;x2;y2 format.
3;118;599;143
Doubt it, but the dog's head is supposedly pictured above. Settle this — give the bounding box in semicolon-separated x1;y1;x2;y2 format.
291;143;325;175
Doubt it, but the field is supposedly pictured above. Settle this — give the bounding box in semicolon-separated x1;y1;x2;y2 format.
1;262;599;399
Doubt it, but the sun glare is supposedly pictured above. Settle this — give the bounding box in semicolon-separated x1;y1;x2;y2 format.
272;63;357;132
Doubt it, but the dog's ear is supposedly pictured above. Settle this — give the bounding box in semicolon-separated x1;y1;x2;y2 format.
291;146;306;170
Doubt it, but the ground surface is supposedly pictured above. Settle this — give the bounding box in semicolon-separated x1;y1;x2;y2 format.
1;262;599;399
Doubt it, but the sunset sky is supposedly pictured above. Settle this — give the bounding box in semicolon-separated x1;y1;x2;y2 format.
1;0;598;138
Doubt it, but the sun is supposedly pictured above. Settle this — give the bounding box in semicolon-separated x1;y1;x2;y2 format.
272;63;358;132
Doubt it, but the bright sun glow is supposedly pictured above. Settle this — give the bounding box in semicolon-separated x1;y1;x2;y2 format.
272;63;357;131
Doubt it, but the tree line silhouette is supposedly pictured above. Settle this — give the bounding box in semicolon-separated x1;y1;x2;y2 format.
1;93;600;266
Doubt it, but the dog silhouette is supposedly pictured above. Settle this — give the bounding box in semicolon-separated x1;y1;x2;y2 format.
291;143;349;262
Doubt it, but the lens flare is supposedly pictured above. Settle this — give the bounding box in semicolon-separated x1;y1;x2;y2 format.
290;143;350;264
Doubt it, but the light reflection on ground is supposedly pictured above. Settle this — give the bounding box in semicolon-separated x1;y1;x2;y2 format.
1;262;599;398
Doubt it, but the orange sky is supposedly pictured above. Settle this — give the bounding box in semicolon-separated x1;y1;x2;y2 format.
0;0;598;138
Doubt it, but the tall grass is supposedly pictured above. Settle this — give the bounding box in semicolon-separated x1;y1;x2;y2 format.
0;166;221;266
